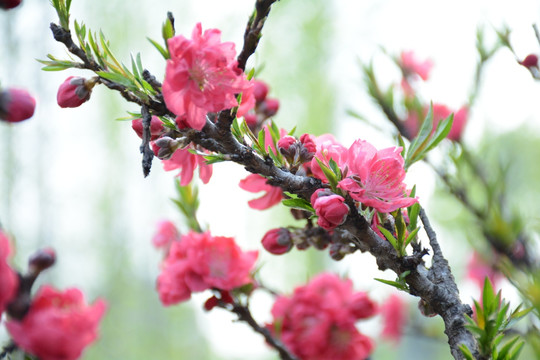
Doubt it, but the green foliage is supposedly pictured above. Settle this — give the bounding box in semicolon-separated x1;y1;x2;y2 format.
50;0;72;30
460;278;528;360
171;181;202;233
282;192;315;213
374;270;410;292
377;209;419;257
313;157;342;192
404;103;454;169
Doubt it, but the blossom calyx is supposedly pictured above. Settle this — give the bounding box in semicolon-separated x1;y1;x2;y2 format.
0;88;36;123
261;228;293;255
311;189;350;231
57;76;97;108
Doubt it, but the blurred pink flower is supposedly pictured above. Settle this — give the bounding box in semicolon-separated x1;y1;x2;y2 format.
162;23;251;130
0;230;17;314
261;228;292;255
338;140;417;213
131;116;164;141
6;286;106;360
268;273;376;360
466;252;502;290
157;231;257;306
380;294;407;343
399;50;433;81
239;174;283;210
152;220;181;249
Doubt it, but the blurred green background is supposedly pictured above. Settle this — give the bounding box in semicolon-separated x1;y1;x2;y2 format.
1;0;540;359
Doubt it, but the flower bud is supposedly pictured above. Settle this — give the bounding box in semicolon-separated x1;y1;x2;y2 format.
28;248;56;275
519;54;539;69
260;98;279;117
348;292;377;319
311;189;350;230
329;242;353;261
0;88;36;123
261;228;292;255
0;0;22;9
152;136;183;160
277;135;297;152
300;134;316;154
131;116;165;141
253;80;269;103
57;76;95;108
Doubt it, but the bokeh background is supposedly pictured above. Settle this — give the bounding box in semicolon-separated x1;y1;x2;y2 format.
1;0;540;359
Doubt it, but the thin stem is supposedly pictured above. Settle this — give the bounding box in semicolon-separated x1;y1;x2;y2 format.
230;303;298;360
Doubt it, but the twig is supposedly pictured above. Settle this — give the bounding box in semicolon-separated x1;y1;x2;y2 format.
140;105;154;177
230;303;298;360
237;0;278;71
0;342;16;359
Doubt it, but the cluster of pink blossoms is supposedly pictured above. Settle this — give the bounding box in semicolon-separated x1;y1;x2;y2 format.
0;231;106;360
155;228;258;305
162;23;253;130
268;273;377;360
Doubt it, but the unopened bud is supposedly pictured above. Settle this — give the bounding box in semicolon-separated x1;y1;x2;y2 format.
57;76;96;108
253;80;269;103
329;242;353;261
132;116;165;140
519;54;539;69
152;136;182;160
0;88;36;123
261;228;293;255
0;0;22;10
28;248;56;275
260;98;279;117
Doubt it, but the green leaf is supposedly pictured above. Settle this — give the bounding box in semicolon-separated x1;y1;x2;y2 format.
459;345;476;360
377;226;399;253
162;17;175;41
497;337;523;360
203;154;227;165
282;198;315;213
314;157;338;190
482;277;497;315
96;71;134;88
258;126;267;155
424;113;453;153
328;158;342;181
408;202;420;231
404;227;421;249
148;37;170;59
374;278;408;291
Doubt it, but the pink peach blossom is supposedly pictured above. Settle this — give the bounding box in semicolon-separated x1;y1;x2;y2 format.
338;140;417;213
157;231;257;306
239;174;283;210
310;134;348;182
131;116;164;141
0;88;36;123
160;147;213;185
268;273;376;360
6;286;106;360
466;252;502;290
399;50;433;81
162;23;251;130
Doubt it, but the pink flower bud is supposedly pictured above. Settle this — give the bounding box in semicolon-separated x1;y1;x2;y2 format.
253;80;269;103
152;136;181;160
311;189;349;230
260;98;279;117
348;292;378;319
261;228;292;255
203;295;219;311
131;116;165;141
277;135;297;151
0;0;22;9
244;113;257;126
0;88;36;123
300;133;316;154
57;76;94;108
519;54;539;69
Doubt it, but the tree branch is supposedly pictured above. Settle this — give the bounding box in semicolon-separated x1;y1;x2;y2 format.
230;302;298;360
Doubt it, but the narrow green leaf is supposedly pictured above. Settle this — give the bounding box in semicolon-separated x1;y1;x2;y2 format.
482;277;496;315
404;227;421;249
328;158;342;181
425;113;454;153
377;226;399;252
162;17;174;41
508;341;525;360
148;37;170;59
497;337;522;360
374;278;408;291
408;203;420;231
314;157;338;190
258;127;267;155
96;71;134;88
282;198;315;213
459;345;476;360
203;154;227;165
